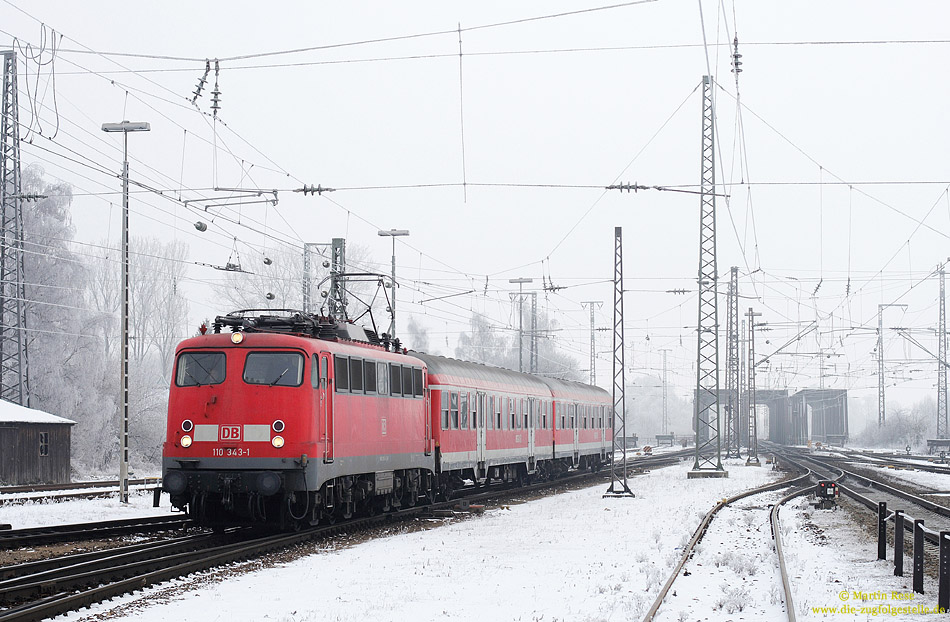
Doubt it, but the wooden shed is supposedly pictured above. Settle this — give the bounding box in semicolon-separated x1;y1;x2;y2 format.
0;400;75;486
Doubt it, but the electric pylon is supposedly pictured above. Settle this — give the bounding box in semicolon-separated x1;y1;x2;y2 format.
689;75;727;478
0;50;29;406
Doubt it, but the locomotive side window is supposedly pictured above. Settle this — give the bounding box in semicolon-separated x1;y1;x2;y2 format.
334;356;349;392
460;393;470;429
450;392;459;429
390;363;402;396
402;366;413;399
377;362;390;394
441;390;449;429
176;351;226;387
412;368;424;397
244;352;304;387
364;361;377;394
349;358;364;392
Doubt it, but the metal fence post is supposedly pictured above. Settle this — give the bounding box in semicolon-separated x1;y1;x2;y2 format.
894;510;904;576
914;519;924;594
878;502;888;561
939;531;950;611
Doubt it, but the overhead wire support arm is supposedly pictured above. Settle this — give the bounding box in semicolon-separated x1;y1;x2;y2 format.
606;182;729;197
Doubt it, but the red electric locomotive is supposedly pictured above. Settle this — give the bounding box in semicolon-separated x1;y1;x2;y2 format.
162;310;612;529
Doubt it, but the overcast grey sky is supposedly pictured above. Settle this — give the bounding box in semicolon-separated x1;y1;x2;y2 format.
5;1;950;432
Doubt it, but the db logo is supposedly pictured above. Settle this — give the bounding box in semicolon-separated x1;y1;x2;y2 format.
220;425;242;441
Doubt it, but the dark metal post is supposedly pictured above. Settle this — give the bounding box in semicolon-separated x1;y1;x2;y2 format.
894;510;904;576
939;531;950;612
914;519;924;594
878;502;887;560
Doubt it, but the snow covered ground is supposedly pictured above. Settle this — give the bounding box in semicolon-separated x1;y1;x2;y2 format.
843;462;950;494
782;496;941;619
42;459;779;622
653;489;788;622
9;458;937;621
0;487;171;528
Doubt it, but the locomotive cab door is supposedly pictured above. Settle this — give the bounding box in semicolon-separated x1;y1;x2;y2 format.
475;391;486;478
319;352;334;463
527;397;536;472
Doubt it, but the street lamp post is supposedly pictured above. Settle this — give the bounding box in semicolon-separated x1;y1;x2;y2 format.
102;120;150;504
509;278;533;372
377;229;409;341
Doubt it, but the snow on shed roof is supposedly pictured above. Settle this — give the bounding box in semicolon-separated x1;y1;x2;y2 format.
0;400;76;425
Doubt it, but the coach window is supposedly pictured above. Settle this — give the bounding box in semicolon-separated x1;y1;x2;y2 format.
349;358;364;393
450;392;459;429
460;393;470;430
559;402;566;429
402;366;413;399
390;363;402;396
522;399;528;429
244;352;304;387
488;396;495;430
364;360;377;394
334;356;348;392
570;404;576;429
496;397;503;430
412;368;424;397
441;390;450;430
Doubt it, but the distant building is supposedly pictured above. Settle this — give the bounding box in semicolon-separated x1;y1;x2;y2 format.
0;400;75;485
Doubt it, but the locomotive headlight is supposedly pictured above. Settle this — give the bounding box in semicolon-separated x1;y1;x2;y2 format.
180;434;193;448
231;332;245;344
271;435;285;448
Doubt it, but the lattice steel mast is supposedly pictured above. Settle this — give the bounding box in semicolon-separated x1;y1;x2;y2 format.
724;266;741;458
605;226;634;497
877;303;907;426
689;75;726;478
746;308;761;466
939;264;948;438
328;237;347;319
581;301;602;386
661;349;670;434
0;51;28;406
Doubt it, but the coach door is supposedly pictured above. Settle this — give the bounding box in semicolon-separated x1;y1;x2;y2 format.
572;404;580;464
527;398;536;472
475;391;486;475
320;352;334;463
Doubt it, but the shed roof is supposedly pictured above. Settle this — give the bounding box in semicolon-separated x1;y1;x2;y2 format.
0;400;76;425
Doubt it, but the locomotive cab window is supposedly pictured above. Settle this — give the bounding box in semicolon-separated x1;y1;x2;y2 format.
176;351;226;387
311;355;328;389
244;352;304;387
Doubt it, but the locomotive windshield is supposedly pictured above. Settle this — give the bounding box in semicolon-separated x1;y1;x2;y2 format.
176;351;226;386
243;352;304;387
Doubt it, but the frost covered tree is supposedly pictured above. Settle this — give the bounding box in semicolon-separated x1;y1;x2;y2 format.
455;309;582;382
18;166;115;472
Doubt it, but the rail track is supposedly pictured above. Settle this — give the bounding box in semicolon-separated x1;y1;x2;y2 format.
0;478;162;506
642;455;814;622
0;515;193;549
0;450;688;622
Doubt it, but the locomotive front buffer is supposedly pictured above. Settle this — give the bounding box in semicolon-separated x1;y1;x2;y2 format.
813;480;839;510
